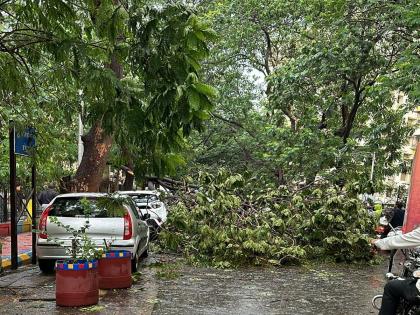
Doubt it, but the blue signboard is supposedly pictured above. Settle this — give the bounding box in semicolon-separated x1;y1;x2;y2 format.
15;127;36;156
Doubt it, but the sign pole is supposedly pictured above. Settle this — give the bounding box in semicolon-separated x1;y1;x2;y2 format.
31;163;37;264
2;187;7;222
9;121;18;270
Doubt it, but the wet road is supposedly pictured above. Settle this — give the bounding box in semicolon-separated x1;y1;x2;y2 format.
0;254;390;315
154;262;387;315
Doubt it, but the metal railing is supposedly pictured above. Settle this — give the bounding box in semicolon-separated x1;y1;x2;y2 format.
0;189;41;223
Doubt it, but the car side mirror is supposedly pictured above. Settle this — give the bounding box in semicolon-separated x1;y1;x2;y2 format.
142;213;151;220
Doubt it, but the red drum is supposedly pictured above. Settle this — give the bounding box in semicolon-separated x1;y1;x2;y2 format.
55;260;99;307
98;251;132;289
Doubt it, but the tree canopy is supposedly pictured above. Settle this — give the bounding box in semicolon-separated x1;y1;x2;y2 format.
0;0;216;189
0;0;418;195
182;0;419;194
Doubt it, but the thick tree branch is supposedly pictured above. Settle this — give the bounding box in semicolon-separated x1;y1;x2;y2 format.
261;27;272;75
211;112;244;130
342;77;362;143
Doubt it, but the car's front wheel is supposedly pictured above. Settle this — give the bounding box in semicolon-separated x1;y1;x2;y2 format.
38;259;56;273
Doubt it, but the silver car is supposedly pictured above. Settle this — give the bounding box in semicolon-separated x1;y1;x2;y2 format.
36;193;149;273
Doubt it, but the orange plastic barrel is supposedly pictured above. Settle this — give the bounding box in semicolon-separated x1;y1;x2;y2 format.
55;260;99;307
98;251;132;289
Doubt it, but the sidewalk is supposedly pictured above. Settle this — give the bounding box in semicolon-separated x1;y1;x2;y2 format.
0;232;33;270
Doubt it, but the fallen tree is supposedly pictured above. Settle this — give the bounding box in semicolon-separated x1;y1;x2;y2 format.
159;170;376;267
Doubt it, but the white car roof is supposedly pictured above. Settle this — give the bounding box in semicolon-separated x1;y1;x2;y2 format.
54;193;132;201
117;190;158;196
55;192;107;198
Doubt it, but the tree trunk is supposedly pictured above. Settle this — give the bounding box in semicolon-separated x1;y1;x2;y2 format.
72;30;123;192
73;121;113;192
122;160;135;191
120;142;135;190
122;167;134;191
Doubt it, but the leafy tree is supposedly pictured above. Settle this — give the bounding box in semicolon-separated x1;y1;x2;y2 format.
268;0;418;189
110;5;217;186
185;0;418;193
0;1;216;191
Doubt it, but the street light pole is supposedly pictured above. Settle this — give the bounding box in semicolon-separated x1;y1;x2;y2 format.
77;113;83;167
370;152;376;181
77;93;84;167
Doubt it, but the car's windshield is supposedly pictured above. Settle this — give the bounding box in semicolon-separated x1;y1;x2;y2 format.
131;194;158;204
48;197;126;218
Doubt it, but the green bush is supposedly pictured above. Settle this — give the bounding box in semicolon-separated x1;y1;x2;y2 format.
159;171;375;267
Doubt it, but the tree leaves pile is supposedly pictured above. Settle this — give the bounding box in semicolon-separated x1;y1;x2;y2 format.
160;170;375;268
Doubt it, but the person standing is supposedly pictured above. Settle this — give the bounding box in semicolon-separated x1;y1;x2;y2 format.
389;200;405;228
37;183;58;207
15;182;25;213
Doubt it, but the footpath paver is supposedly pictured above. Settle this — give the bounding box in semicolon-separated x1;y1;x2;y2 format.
1;232;33;270
0;262;158;315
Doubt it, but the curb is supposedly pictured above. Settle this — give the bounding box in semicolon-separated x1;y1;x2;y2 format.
1;251;32;270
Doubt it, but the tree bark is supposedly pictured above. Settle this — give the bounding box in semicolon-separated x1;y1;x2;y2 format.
121;146;134;191
73;121;113;192
342;78;362;144
122;170;134;190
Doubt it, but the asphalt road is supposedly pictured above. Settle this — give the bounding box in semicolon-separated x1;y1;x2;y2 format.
0;254;390;315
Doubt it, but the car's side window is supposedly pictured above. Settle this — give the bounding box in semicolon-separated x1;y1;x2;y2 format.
126;201;140;219
131;198;148;217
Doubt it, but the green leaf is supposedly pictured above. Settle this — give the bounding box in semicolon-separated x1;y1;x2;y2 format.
187;88;201;110
193;83;219;98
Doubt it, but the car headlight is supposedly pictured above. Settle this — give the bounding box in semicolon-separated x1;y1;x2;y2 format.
151;202;161;209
